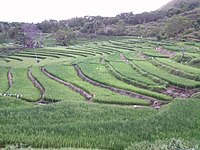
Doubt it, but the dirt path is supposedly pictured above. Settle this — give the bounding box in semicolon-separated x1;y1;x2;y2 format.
73;64;168;107
7;70;13;89
159;85;199;98
27;70;48;104
155;47;176;58
41;67;93;101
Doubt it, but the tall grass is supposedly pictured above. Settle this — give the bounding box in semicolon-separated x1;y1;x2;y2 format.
7;68;40;102
133;60;200;88
78;62;171;101
31;67;85;102
0;67;8;93
45;64;150;106
0;97;200;149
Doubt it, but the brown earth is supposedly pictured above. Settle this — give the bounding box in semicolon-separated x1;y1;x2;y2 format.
155;47;176;58
159;85;199;98
27;70;49;104
7;70;13;89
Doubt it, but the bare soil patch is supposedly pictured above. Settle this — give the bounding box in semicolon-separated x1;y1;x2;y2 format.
155;47;176;58
159;85;199;98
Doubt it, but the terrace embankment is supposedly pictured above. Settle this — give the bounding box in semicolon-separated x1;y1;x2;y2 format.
160;85;199;98
41;67;92;101
27;69;47;104
74;64;168;107
7;70;13;89
155;47;176;58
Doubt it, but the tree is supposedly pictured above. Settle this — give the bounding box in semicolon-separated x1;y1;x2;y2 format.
22;23;43;48
54;29;77;46
165;16;190;38
8;27;25;45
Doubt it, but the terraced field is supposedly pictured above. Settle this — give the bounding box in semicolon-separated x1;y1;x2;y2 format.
0;37;200;149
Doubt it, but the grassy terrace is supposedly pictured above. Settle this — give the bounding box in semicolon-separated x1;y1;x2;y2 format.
82;45;113;54
151;58;200;81
31;67;84;102
156;58;200;78
104;52;122;62
78;62;171;101
1;37;200;149
45;64;149;105
109;62;162;87
16;52;61;58
0;67;8;93
7;68;40;102
133;60;200;88
106;62;165;91
17;51;77;58
13;54;47;59
42;46;104;56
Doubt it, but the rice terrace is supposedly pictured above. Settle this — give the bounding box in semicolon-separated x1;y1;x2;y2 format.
0;0;200;149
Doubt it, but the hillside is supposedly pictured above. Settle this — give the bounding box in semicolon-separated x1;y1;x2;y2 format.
160;0;200;12
126;6;200;41
0;0;200;47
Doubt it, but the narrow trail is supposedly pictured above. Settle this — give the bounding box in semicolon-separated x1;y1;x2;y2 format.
27;70;48;104
7;70;13;89
41;67;93;101
73;64;168;107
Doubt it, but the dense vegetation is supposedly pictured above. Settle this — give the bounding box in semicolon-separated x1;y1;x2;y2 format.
0;0;200;48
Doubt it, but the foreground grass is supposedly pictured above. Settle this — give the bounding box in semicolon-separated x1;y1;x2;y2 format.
0;96;200;149
0;96;155;149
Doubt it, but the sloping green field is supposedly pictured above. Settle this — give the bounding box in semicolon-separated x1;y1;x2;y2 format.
0;37;200;149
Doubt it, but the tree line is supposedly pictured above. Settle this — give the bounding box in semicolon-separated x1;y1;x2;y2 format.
0;0;199;46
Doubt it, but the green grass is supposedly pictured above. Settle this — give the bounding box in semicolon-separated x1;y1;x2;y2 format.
133;59;200;88
7;68;40;102
17;52;61;58
0;67;8;93
78;62;171;101
155;58;200;80
0;96;32;109
150;59;199;82
106;62;166;91
110;61;159;86
0;97;200;149
45;64;149;106
1;37;200;149
31;67;85;102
